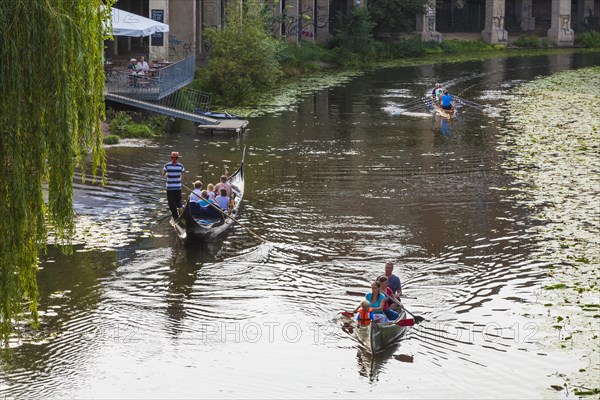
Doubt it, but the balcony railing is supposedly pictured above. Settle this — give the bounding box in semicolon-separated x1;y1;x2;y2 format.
105;55;195;101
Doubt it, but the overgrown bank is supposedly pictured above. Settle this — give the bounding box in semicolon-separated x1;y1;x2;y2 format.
499;67;600;396
190;1;600;111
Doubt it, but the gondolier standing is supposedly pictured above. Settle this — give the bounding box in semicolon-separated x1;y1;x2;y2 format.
163;151;185;220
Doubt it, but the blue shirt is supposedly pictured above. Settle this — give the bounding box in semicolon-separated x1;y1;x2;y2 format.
365;292;386;314
163;162;184;190
441;94;452;107
216;195;230;210
199;198;215;207
388;274;401;294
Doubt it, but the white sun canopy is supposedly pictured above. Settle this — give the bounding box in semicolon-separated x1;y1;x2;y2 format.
109;7;169;37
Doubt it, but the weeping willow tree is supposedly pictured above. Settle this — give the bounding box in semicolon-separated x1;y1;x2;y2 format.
0;0;112;341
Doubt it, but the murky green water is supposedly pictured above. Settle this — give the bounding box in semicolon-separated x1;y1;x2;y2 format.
1;52;599;398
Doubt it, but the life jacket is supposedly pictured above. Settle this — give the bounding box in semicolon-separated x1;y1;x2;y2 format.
357;308;373;326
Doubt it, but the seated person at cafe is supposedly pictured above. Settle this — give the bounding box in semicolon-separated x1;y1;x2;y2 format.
127;58;137;70
136;56;149;72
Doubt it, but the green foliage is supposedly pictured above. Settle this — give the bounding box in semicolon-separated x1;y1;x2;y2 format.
198;0;282;105
328;6;377;65
108;111;133;135
277;41;336;74
0;0;112;341
103;135;120;145
440;39;502;53
374;37;503;59
368;0;428;35
514;35;550;49
389;36;429;57
108;111;166;138
577;30;600;48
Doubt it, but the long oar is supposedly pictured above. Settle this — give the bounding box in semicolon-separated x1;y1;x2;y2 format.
181;183;268;243
346;290;417;300
339;311;414;327
453;96;486;110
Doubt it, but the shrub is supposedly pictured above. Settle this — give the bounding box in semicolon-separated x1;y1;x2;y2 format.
108;111;132;136
277;41;333;74
389;37;428;58
107;111;167;139
103;135;120;145
124;123;154;138
577;30;600;48
514;34;546;48
145;114;168;133
328;6;377;62
198;0;282;105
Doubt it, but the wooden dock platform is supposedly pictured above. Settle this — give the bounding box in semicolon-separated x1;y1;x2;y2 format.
197;119;249;135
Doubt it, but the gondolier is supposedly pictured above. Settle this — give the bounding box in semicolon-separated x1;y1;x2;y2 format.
172;147;246;242
163;151;185;220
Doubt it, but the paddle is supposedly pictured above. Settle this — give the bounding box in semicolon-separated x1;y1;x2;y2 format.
339;311;414;327
346;290;417;300
181;183;268;243
383;293;426;324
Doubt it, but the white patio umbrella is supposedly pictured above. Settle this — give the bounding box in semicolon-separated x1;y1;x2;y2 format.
108;7;169;37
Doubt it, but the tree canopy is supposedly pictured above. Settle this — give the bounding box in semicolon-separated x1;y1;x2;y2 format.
368;0;429;35
0;0;111;341
199;0;282;105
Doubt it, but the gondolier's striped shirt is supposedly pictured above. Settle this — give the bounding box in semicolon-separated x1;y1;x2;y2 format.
163;162;185;190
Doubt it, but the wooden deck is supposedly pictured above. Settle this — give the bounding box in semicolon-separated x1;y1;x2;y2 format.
197;119;249;135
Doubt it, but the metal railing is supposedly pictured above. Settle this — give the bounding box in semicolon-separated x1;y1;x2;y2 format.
105;55;195;101
153;87;212;114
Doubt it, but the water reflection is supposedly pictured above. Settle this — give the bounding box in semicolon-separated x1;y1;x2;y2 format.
2;51;600;398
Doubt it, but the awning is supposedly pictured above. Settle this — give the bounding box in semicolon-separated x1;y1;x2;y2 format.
109;7;169;37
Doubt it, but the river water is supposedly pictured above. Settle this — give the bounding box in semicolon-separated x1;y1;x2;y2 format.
1;52;599;398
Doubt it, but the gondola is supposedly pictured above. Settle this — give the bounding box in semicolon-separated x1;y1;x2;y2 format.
354;309;412;354
171;147;246;242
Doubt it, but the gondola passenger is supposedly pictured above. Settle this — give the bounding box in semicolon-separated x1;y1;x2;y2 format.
215;188;230;211
198;190;215;207
207;183;216;200
214;175;232;197
189;180;203;202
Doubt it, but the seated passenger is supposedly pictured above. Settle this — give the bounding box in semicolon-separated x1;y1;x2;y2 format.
198;190;214;207
353;282;388;323
441;90;453;110
432;83;442;100
189;180;203;202
215;188;230;211
377;275;399;321
356;300;373;326
214;175;232;197
207;183;216;200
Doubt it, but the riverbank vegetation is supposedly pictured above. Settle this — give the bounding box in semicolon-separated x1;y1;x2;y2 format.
500;66;600;396
104;111;168;144
194;2;599;108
